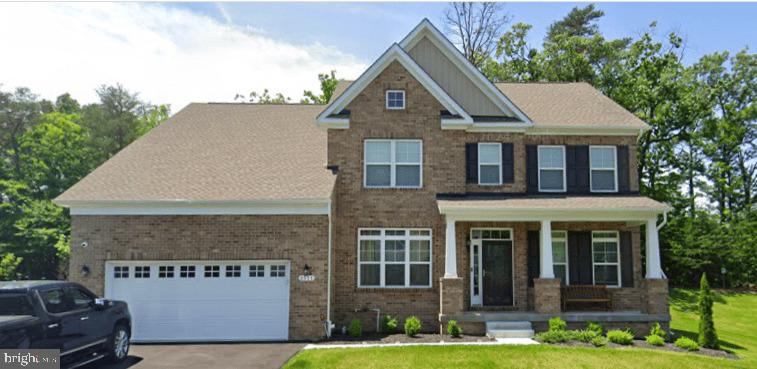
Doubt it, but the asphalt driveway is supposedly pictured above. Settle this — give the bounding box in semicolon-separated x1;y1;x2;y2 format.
86;343;305;369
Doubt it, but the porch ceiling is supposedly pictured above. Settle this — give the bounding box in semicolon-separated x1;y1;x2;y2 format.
437;196;671;222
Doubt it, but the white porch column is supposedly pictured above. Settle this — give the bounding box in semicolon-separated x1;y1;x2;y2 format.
539;220;555;279
646;217;663;279
444;217;457;278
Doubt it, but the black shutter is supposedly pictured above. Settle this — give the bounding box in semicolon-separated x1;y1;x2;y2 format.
526;145;538;193
620;231;634;287
568;232;581;285
566;146;577;192
466;143;478;184
527;231;540;287
617;146;630;193
567;145;590;193
571;231;593;285
502;143;514;183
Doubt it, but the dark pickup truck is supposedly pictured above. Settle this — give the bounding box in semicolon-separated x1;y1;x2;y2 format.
0;281;131;368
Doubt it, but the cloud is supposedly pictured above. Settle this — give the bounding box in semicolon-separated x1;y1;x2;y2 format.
0;3;367;111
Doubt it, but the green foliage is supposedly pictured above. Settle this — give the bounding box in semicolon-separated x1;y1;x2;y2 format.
446;320;462;338
573;329;599;343
380;315;398;333
546;4;604;40
347;318;362;338
646;334;665;346
606;330;634;345
549;317;567;331
302;71;339;104
591;335;608;347
650;322;667;339
675;337;700;351
698;274;720;349
0;253;23;280
404;316;421;337
586;321;604;335
535;330;572;343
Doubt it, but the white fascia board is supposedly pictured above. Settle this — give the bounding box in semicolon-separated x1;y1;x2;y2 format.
60;199;331;216
525;125;647;136
316;43;472;128
437;206;669;222
400;19;533;125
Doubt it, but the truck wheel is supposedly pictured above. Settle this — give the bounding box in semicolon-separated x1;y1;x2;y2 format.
107;324;130;363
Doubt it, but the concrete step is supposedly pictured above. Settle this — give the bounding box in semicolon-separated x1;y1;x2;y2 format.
486;321;534;339
486;321;533;330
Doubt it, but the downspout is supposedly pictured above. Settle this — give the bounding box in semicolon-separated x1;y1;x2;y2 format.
656;211;668;279
324;201;334;338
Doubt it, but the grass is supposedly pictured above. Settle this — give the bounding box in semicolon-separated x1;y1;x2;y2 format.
283;289;756;369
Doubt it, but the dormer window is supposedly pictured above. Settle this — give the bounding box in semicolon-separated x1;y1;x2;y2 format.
386;90;405;110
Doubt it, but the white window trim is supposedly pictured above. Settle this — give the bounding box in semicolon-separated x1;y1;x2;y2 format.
552;231;569;285
385;90;406;110
477;143;502;186
591;231;621;288
364;139;423;189
589;145;618;193
357;228;433;288
538;145;567;192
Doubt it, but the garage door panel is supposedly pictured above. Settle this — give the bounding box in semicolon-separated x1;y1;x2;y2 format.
105;261;290;342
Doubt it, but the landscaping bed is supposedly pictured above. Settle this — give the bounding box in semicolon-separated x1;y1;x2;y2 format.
548;339;738;359
320;333;495;345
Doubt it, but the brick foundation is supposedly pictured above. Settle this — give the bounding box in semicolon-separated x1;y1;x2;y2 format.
534;278;561;314
642;278;670;315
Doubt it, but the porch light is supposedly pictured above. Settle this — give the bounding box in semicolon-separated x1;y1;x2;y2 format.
80;265;90;277
303;264;311;276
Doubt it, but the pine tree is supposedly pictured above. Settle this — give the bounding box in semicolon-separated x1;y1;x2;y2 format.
698;273;719;349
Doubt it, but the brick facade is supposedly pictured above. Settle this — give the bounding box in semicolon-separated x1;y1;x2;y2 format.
68;215;329;341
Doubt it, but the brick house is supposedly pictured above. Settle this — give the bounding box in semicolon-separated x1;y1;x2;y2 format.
56;19;671;342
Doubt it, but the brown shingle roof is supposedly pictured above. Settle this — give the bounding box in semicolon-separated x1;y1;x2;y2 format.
56;103;335;203
330;80;647;129
438;196;671;212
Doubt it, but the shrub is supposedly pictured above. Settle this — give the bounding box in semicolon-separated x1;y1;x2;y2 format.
404;316;421;337
573;329;599;343
675;337;700;351
650;322;667;340
698;274;719;349
347;318;362;338
535;330;571;343
548;316;567;331
380;315;398;333
646;334;665;346
586;321;604;335
606;330;634;345
591;336;608;347
447;320;462;338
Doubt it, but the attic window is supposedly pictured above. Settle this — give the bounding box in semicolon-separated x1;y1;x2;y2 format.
386;90;405;110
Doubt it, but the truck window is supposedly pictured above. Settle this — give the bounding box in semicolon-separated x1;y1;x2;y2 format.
0;294;35;316
41;288;69;314
65;288;94;310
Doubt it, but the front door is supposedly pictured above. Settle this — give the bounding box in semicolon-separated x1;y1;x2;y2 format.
482;240;513;306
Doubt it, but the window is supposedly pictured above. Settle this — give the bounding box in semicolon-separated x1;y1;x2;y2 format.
204;265;220;278
180;265;195;278
364;140;422;188
66;288;94;310
225;265;241;277
358;228;432;288
386;90;405;109
270;265;286;277
592;231;620;286
249;265;265;277
158;266;174;278
41;289;68;314
590;146;617;192
478;143;502;185
538;146;566;191
552;231;568;284
134;266;150;278
114;266;129;279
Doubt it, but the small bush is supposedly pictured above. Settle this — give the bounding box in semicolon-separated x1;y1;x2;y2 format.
675;337;700;351
447;320;462;338
586;321;604;335
380;315;398;333
591;335;608;347
548;316;567;331
535;330;571;343
649;322;667;340
347;318;362;338
404;316;421;337
646;334;665;346
606;330;634;345
573;329;599;343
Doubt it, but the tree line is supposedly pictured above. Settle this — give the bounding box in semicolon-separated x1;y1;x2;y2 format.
446;3;755;287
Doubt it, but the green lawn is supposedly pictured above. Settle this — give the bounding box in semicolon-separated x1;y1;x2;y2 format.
283;289;756;369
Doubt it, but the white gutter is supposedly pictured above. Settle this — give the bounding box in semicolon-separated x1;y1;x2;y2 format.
656;211;668;230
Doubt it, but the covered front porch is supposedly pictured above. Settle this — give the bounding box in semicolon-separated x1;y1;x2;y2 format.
436;196;672;332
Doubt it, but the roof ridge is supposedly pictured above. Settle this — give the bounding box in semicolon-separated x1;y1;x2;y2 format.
204;102;326;106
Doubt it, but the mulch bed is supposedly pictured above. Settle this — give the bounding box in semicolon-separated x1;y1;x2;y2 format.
319;333;495;345
549;339;739;359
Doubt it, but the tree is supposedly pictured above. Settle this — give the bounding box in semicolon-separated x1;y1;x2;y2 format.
698;273;719;349
0;87;45;178
0;253;22;281
444;2;511;68
54;93;81;114
546;4;605;41
302;71;339;104
234;89;291;104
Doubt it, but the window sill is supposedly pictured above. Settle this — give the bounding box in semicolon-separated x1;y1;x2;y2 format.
355;287;434;292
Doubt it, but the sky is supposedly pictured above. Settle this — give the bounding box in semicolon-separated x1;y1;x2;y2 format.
0;2;754;112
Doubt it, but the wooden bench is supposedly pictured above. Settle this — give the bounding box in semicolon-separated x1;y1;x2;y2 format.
561;285;612;311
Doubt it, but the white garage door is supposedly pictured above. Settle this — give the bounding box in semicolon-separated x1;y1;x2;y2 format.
105;260;290;342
